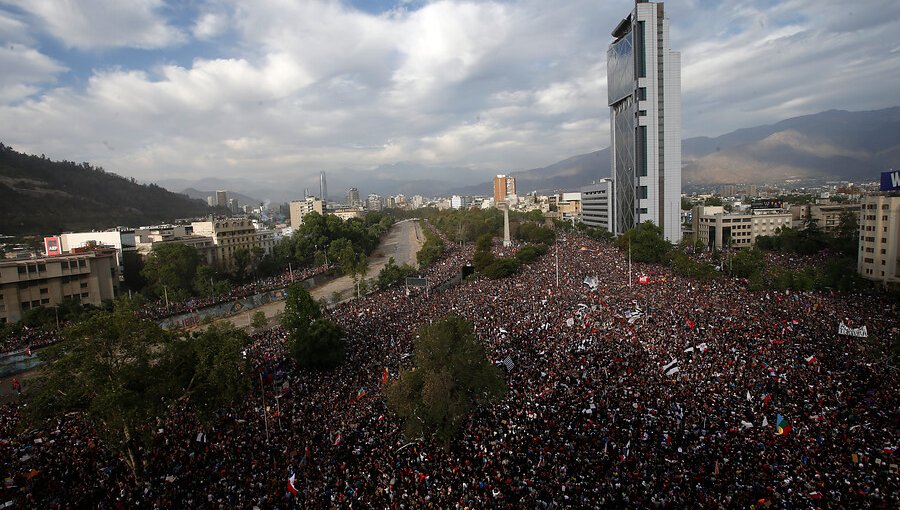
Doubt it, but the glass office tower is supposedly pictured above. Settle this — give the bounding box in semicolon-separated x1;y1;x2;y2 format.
608;0;681;242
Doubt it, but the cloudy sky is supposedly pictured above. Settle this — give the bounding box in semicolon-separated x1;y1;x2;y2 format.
1;0;898;188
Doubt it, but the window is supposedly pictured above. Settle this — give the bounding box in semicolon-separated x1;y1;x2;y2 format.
80;282;88;289
17;266;26;275
37;264;46;272
40;298;49;305
40;288;48;295
21;301;30;310
81;292;89;298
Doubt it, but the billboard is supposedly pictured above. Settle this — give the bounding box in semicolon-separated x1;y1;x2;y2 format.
751;199;783;210
881;170;900;191
44;236;61;256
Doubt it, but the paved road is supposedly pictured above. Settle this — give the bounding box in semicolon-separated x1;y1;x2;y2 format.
209;219;424;332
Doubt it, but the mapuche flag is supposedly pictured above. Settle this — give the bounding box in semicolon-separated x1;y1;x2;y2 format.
776;414;792;435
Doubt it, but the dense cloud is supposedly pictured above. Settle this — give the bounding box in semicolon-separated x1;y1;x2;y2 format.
0;0;897;186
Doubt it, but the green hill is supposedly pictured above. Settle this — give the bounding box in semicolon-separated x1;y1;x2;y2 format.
0;143;213;235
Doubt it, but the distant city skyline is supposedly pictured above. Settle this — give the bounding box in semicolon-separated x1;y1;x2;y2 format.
1;0;898;187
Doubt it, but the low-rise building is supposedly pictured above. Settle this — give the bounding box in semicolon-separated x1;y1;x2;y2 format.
332;207;364;221
56;229;136;280
692;205;792;250
191;218;276;271
0;249;119;323
858;195;900;284
790;202;859;232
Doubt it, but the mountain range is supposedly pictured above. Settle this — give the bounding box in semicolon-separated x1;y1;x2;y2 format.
460;107;900;195
0;144;213;236
155;107;900;202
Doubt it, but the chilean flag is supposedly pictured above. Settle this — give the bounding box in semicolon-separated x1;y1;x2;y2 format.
685;317;696;329
804;355;817;364
381;367;389;385
287;473;299;495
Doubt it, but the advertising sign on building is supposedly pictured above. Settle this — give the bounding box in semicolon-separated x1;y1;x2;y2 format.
44;236;61;256
881;169;900;192
751;199;783;210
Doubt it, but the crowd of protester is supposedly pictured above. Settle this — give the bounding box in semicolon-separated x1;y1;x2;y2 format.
1;231;897;508
137;265;333;321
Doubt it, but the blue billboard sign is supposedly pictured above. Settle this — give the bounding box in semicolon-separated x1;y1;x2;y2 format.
881;170;900;191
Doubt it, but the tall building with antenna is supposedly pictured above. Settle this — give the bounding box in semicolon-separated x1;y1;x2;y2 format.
608;0;682;242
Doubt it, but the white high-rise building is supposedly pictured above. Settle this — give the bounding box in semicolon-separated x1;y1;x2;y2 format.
608;0;681;242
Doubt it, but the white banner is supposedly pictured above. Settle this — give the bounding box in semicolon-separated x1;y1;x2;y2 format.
838;322;868;338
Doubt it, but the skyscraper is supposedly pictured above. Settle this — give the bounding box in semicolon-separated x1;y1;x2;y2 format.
608;0;681;242
319;171;328;203
216;190;228;208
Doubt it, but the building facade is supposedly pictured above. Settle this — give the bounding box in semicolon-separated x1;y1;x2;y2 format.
608;0;681;242
347;188;361;207
858;195;900;284
320;171;328;202
366;194;383;211
215;190;228;208
790;202;859;232
57;230;136;280
493;175;517;206
450;195;470;210
554;192;582;223
289;197;325;230
0;250;119;323
581;180;615;232
191;218;276;271
692;206;792;250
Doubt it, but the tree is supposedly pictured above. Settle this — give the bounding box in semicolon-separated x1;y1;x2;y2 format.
141;243;202;300
233;246;252;282
24;302;176;480
730;248;765;278
193;264;228;298
167;323;251;421
833;210;859;256
616;221;672;263
377;257;415;290
354;254;369;298
516;222;555;244
386;315;505;446
481;257;521;279
251;311;267;332
475;233;493;253
515;244;548;264
281;283;345;369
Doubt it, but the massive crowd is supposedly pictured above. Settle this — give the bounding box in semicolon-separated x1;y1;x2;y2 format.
1;230;897;508
137;265;332;321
